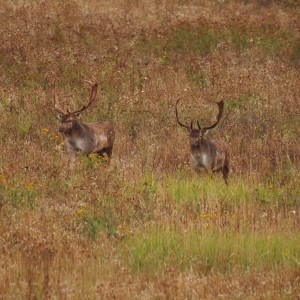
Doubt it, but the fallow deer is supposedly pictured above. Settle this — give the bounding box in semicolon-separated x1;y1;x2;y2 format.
54;80;115;165
175;98;229;184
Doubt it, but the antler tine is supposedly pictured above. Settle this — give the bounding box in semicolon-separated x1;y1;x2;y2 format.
53;81;65;115
175;97;190;129
70;81;98;115
190;120;194;130
202;100;224;131
84;76;97;85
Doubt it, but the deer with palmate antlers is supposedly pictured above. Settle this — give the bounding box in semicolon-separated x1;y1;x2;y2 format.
54;80;115;165
175;98;229;184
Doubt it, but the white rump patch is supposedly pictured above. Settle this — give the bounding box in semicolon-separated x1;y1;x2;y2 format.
96;134;108;149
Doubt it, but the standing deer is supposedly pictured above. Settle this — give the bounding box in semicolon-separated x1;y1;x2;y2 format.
175;98;229;184
54;80;115;165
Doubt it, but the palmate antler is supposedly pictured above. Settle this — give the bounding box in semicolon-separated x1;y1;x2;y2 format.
175;97;224;131
175;97;192;130
53;78;98;116
53;81;65;115
68;81;98;115
200;100;224;131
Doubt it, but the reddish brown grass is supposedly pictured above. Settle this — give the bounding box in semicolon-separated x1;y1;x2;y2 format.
0;0;299;298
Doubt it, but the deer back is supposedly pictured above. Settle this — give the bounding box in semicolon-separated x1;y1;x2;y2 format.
86;121;115;153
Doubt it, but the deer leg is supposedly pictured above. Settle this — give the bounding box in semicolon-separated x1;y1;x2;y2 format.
105;147;113;159
212;167;222;173
96;149;105;157
222;165;229;185
66;147;77;168
207;168;214;180
96;147;112;162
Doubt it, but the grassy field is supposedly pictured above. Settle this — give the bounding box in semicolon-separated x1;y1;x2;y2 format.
0;0;300;298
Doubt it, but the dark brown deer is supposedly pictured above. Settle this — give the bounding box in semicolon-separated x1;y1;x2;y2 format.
175;98;229;184
54;80;115;165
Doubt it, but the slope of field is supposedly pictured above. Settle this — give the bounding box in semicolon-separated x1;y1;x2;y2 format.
0;0;299;298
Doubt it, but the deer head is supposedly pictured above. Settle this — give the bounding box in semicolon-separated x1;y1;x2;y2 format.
54;80;98;134
175;98;224;147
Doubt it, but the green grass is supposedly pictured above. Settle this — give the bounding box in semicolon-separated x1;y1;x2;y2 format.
134;24;300;63
186;68;208;89
82;212;117;241
1;184;36;209
121;226;300;273
166;27;219;55
290;40;300;64
161;171;299;206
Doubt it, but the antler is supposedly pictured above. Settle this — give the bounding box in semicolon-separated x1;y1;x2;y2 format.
68;80;98;115
53;81;65;115
202;100;224;131
175;98;191;129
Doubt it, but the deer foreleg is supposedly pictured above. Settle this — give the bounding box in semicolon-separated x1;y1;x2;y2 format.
66;144;77;166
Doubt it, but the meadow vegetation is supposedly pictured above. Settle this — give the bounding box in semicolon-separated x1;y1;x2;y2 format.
0;0;299;298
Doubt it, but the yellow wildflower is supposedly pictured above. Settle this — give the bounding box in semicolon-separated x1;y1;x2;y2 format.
200;212;207;218
26;182;34;189
77;209;84;215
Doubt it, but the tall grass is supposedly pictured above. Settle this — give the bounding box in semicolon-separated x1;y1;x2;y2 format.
162;171;299;207
121;227;300;273
0;0;299;298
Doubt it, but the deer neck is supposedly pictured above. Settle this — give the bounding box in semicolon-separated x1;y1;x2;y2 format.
191;138;217;155
190;139;217;170
65;121;93;142
64;122;95;153
190;137;206;151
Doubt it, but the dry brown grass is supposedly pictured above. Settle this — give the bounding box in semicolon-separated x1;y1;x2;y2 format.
0;0;300;299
